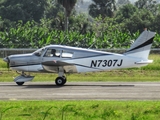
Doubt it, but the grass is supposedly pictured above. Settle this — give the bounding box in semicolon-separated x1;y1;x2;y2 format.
0;69;160;82
1;101;160;120
141;53;160;70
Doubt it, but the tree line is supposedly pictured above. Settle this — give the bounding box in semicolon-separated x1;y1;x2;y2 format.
0;0;160;48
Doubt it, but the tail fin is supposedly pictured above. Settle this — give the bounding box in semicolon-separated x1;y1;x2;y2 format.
124;30;156;60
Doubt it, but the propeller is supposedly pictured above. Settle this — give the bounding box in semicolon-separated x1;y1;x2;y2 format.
7;57;10;71
3;57;10;71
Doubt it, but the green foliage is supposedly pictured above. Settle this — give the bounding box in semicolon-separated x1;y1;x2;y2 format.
0;18;138;49
116;4;138;22
117;0;130;6
0;106;20;120
0;0;160;48
153;32;160;48
1;101;160;120
89;0;117;18
0;15;159;49
40;106;54;120
152;13;160;34
0;0;48;23
135;0;158;15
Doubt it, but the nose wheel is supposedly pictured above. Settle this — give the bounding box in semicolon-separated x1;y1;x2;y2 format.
14;72;34;86
55;76;67;86
16;82;24;86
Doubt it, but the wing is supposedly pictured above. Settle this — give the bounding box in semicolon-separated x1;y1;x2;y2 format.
42;60;71;66
41;60;77;73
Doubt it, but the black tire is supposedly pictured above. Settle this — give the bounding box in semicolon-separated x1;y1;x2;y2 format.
16;82;24;86
55;77;66;86
62;76;67;84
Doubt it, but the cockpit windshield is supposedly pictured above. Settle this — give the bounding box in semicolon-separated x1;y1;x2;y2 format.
33;48;45;56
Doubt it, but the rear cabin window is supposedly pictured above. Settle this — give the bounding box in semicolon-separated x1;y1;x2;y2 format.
62;50;73;58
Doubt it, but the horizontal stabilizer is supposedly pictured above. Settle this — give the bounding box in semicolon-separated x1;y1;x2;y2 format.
135;60;153;64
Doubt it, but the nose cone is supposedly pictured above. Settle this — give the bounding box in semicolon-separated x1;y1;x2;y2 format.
3;57;9;63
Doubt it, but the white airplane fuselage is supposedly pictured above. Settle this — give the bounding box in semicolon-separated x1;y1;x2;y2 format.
8;51;152;73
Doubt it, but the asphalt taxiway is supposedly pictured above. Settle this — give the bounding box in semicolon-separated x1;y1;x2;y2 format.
0;82;160;100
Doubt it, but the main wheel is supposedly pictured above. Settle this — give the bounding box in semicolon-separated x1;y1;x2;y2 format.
16;82;24;86
62;76;67;84
55;77;66;86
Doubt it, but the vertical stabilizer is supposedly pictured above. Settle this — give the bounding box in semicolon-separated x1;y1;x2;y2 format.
124;30;155;60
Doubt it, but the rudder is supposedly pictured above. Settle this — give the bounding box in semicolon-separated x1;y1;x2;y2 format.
124;30;156;60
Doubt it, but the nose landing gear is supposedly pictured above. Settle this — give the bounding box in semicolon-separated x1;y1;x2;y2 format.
16;82;24;86
14;71;34;86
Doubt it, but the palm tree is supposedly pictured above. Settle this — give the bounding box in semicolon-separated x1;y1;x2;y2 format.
89;0;116;18
57;0;77;32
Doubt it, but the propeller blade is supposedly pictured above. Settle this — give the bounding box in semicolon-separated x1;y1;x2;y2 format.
7;57;10;71
3;56;10;71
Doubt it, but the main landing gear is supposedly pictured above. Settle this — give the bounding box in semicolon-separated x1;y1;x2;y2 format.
55;67;67;86
55;76;67;86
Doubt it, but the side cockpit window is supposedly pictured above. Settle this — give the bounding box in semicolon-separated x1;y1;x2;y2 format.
62;50;73;58
44;49;60;57
34;48;45;57
43;49;73;58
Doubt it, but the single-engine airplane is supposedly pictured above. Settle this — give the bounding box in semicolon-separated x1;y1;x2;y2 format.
3;30;155;86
